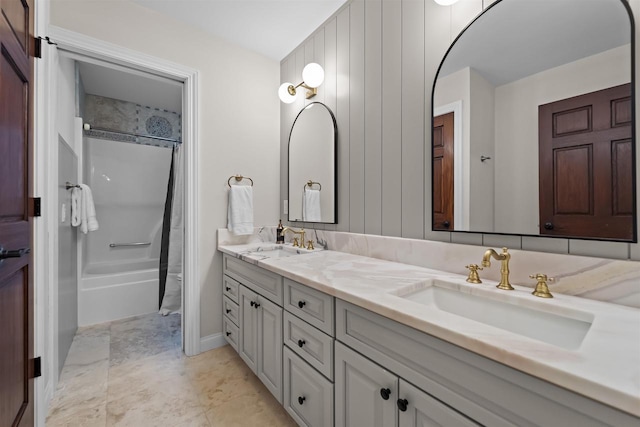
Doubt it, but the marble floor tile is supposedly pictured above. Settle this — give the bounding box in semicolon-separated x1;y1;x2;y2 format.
47;313;297;427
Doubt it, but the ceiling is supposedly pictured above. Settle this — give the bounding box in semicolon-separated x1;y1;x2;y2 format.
439;0;631;86
131;0;348;60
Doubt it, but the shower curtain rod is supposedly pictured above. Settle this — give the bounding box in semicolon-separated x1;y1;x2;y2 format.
85;126;181;144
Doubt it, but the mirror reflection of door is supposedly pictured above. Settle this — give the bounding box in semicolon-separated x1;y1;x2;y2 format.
433;112;454;230
539;83;633;240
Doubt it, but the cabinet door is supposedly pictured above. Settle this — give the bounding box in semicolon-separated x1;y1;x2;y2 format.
257;296;283;403
398;380;478;427
238;285;258;373
335;342;397;427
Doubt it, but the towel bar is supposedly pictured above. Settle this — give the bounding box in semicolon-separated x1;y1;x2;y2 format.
109;242;151;248
65;181;82;190
227;175;254;187
304;180;321;191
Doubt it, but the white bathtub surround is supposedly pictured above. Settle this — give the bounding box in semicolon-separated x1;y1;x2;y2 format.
218;238;640;418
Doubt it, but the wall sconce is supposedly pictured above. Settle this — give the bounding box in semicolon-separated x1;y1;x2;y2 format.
433;0;459;4
278;63;325;104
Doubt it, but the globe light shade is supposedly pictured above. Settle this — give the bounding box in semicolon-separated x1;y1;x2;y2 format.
278;82;296;104
302;63;324;88
433;0;459;5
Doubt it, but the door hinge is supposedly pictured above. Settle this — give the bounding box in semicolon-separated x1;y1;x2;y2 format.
30;197;41;217
33;36;58;58
33;36;41;58
31;357;42;379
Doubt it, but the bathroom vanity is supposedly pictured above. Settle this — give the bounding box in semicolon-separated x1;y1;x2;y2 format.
218;234;640;427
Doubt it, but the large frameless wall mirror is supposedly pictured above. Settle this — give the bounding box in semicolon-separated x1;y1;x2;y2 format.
431;0;636;242
288;102;337;223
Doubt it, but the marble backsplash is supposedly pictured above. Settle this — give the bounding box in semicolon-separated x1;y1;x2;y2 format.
218;227;640;309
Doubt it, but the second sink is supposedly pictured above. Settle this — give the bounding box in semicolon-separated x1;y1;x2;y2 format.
394;279;594;351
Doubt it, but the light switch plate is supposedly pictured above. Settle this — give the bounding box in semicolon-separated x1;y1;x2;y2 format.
283;200;288;215
61;203;66;223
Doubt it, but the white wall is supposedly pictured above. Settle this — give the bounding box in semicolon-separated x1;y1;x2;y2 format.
468;68;495;231
50;0;281;338
494;44;631;234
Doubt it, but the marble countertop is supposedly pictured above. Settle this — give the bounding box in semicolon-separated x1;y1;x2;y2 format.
218;242;640;417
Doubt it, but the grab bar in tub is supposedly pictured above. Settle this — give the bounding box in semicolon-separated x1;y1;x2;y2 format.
109;242;151;248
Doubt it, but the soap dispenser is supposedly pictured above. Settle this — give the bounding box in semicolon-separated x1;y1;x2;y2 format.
276;219;284;243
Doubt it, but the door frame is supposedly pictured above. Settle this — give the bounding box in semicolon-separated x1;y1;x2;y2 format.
434;101;464;229
33;22;201;426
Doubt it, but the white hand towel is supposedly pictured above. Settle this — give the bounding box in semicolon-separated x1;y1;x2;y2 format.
302;189;322;222
70;187;82;227
79;184;99;234
227;185;254;235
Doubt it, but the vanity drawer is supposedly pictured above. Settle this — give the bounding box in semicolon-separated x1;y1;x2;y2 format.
223;316;239;352
223;295;239;326
223;254;283;305
284;311;334;380
284;278;334;336
223;275;240;303
283;346;334;427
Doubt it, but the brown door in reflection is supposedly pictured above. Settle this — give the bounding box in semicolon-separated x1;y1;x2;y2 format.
539;83;633;240
0;0;36;426
433;112;454;230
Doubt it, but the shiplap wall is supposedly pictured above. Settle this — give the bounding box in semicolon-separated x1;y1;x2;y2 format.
281;0;640;261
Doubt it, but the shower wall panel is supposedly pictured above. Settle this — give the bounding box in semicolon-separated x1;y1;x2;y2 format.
83;137;172;270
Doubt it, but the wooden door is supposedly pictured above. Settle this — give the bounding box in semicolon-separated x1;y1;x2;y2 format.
539;83;633;240
398;379;479;427
257;296;282;403
0;0;35;426
335;342;397;427
238;286;258;373
433;112;454;230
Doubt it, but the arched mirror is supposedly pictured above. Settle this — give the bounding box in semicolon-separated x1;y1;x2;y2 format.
431;0;635;241
288;102;337;223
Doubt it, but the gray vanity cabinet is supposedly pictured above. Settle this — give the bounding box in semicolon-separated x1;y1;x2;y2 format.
238;284;283;403
335;341;476;427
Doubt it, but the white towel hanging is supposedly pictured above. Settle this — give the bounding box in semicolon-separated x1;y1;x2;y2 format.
227;185;254;235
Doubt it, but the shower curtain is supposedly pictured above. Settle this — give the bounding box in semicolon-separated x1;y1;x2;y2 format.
159;145;183;315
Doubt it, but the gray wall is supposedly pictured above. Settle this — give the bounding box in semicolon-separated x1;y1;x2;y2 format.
281;0;640;261
58;136;78;373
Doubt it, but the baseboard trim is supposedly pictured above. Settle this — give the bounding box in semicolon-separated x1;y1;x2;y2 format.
199;333;227;353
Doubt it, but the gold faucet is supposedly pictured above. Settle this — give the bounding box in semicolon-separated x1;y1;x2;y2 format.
481;247;514;290
281;227;306;248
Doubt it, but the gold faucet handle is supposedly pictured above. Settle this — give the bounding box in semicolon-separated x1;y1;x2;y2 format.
529;273;555;298
465;264;483;284
292;237;299;247
306;240;314;250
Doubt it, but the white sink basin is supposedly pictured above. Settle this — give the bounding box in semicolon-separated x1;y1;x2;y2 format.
395;279;594;350
244;244;314;259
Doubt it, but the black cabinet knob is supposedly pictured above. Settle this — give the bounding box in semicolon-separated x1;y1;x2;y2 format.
298;300;306;309
250;301;255;307
254;302;260;309
297;339;306;348
443;220;450;228
226;309;231;314
298;396;306;405
380;388;391;400
226;331;231;336
225;286;231;291
397;398;408;412
544;222;554;230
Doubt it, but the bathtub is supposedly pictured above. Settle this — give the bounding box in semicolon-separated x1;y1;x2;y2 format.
79;259;160;326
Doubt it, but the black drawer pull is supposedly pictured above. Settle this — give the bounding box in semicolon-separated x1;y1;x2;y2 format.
250;301;255;307
225;286;231;291
226;331;231;336
226;309;231;314
397;398;408;412
380;388;391;400
298;300;306;308
254;302;260;308
297;339;306;348
298;396;306;405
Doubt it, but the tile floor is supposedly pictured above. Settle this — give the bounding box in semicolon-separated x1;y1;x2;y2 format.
46;313;296;426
